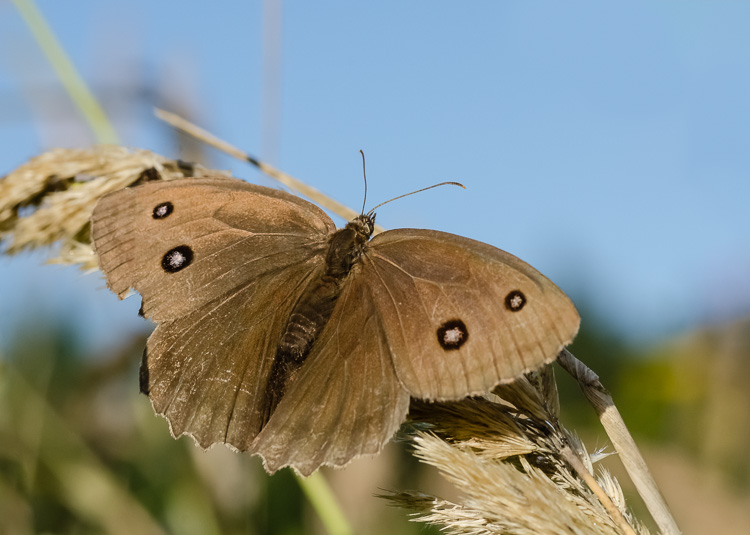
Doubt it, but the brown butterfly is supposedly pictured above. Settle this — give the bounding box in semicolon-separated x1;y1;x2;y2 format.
90;176;579;475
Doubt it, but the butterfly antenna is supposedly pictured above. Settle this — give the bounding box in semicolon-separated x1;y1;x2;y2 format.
367;181;465;215
359;150;368;215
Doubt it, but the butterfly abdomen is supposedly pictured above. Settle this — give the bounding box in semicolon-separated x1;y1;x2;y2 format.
278;276;341;367
262;218;374;423
262;274;341;423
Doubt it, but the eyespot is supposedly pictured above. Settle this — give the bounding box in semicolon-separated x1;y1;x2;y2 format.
505;290;526;312
152;201;174;219
161;245;193;273
437;319;469;350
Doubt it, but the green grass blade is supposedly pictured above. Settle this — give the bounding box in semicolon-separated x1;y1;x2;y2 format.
297;472;354;535
12;0;119;144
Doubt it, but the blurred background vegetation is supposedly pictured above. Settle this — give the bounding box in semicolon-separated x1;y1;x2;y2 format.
3;310;750;534
2;1;750;534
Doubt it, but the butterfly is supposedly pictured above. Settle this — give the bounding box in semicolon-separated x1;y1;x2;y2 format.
90;176;579;475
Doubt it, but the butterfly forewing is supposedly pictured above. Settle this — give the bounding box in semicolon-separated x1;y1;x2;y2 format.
91;178;335;322
361;229;580;400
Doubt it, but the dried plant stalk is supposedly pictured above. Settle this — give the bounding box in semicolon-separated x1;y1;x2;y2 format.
0;146;226;269
389;368;649;535
154;108;387;235
558;349;680;535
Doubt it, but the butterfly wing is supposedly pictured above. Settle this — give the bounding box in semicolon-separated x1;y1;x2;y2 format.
361;229;580;400
92;177;335;322
91;177;336;449
252;271;410;475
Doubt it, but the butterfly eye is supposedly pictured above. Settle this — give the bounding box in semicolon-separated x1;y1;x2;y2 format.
161;245;194;273
152;201;174;219
436;319;469;350
504;290;526;312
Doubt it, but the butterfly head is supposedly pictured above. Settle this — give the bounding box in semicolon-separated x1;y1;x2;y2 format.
347;213;376;241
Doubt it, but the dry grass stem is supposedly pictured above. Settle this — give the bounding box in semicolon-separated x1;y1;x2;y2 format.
560;445;636;535
388;367;651;535
154;108;387;234
558;349;680;535
0;146;226;269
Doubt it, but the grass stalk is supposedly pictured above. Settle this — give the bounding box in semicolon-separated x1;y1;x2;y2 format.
558;349;680;534
12;0;119;144
297;472;354;535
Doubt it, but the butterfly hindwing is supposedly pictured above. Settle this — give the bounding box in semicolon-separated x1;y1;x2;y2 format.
143;258;325;450
253;272;410;475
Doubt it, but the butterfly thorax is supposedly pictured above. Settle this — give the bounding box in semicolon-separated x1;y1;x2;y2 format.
263;214;375;423
324;214;374;277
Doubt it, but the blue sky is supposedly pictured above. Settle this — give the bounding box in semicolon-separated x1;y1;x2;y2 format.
1;1;749;353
